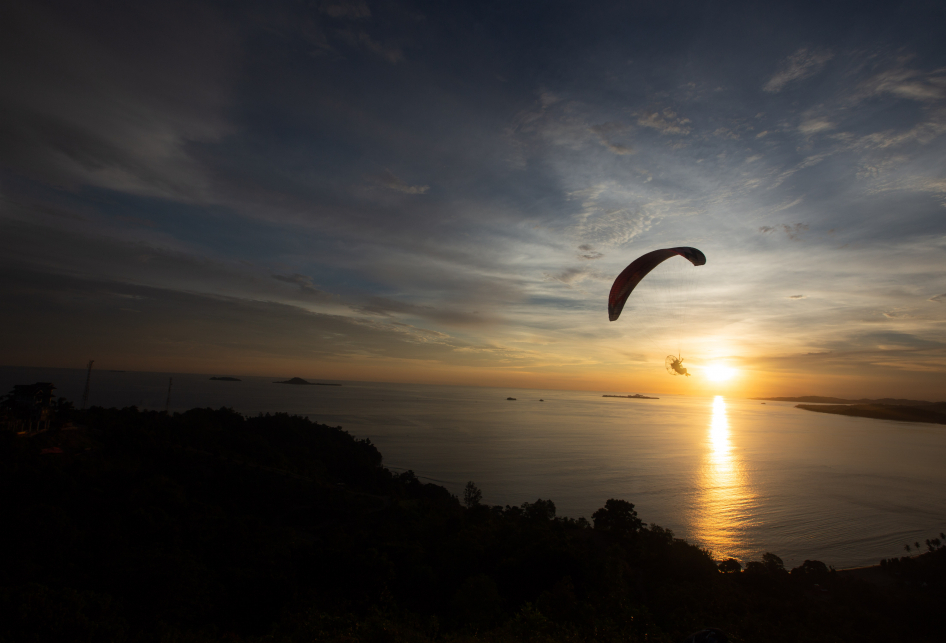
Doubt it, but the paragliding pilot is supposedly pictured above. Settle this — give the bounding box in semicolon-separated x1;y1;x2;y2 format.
607;246;705;378
669;356;690;377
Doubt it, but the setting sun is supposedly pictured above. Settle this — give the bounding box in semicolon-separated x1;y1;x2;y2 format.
705;364;737;382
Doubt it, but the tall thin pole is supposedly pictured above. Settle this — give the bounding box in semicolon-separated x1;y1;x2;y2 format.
81;360;94;409
165;377;173;414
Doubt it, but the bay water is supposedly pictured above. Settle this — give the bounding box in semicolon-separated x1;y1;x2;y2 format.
4;365;945;569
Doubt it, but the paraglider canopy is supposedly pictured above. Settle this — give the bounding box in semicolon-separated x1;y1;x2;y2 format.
608;247;706;322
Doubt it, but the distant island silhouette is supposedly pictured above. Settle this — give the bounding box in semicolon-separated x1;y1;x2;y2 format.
603;394;659;399
273;377;341;386
209;376;241;381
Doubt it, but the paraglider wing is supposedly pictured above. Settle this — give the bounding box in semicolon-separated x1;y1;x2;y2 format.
608;247;705;321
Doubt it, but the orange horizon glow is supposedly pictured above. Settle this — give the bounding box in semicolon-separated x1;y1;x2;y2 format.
10;351;941;401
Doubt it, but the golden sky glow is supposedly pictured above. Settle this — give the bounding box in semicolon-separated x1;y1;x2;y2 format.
1;2;944;399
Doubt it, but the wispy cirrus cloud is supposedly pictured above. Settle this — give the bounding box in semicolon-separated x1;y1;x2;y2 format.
852;63;946;103
272;273;330;297
577;244;604;260
590;122;633;155
374;170;429;194
759;223;809;240
355;296;491;326
319;0;371;19
764;47;833;92
636;109;691;135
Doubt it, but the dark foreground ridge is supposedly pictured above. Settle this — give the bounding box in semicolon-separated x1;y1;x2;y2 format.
273;377;341;386
1;405;944;642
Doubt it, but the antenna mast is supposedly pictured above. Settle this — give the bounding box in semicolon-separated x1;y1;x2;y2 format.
81;360;94;409
165;377;173;414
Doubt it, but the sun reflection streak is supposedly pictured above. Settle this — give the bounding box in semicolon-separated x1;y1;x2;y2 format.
693;396;755;562
710;395;730;456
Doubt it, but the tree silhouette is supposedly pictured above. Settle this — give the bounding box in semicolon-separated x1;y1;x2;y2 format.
463;481;483;508
762;552;785;573
591;498;643;537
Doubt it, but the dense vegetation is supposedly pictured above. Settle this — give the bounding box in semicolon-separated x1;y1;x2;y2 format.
1;406;944;642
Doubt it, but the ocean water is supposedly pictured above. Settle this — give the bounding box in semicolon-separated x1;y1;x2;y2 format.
4;365;945;569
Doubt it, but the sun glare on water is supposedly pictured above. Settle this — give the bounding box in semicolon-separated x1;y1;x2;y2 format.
705;364;737;382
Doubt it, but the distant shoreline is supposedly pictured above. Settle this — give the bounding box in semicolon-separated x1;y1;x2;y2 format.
796;403;946;425
273;377;341;386
752;395;939;405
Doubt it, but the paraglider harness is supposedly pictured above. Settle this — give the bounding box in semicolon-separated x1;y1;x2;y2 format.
666;354;690;377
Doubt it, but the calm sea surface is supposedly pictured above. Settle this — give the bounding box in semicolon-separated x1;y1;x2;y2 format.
4;365;945;569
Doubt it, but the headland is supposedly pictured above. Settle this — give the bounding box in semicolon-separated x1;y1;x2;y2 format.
754;396;946;425
273;377;341;386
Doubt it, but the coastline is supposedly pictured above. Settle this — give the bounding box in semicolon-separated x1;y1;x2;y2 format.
796;403;946;425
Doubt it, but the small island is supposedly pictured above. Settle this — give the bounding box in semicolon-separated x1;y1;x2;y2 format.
603;394;659;400
210;376;241;381
507;397;516;400
273;377;341;386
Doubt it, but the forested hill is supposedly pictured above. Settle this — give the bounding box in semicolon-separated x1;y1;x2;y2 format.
1;406;944;643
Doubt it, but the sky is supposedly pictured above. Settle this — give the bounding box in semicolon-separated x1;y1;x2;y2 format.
1;0;945;398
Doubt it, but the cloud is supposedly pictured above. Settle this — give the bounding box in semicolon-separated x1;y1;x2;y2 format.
355;296;490;326
272;273;329;297
336;29;403;63
712;127;740;140
375;170;429;194
545;267;597;286
0;268;510;369
787;294;807;299
567;184;670;247
930;293;946;303
773;153;833;186
772;197;804;212
577;244;603;260
590;122;633;155
764;47;833;92
883;309;913;319
320;0;371;19
798;118;835;135
854;65;946;103
0;3;235;200
759;223;809;240
636;109;691;135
